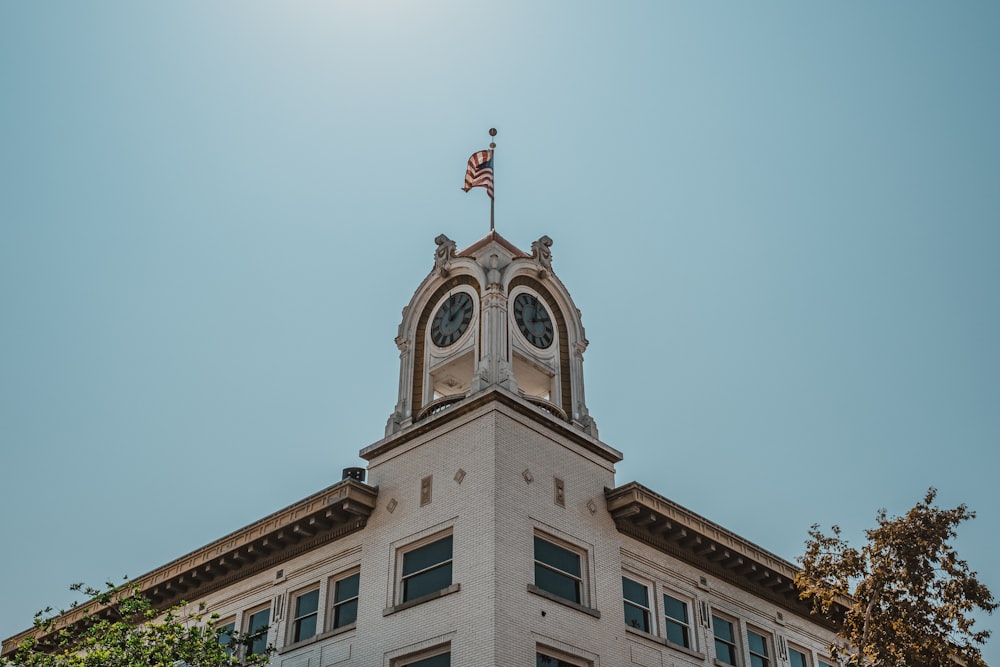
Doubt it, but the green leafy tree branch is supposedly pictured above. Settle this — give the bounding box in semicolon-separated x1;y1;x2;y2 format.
3;581;272;667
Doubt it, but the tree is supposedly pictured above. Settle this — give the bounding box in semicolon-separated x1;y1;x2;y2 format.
3;581;273;667
795;488;996;667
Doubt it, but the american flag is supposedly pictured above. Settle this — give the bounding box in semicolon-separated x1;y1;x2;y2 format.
462;149;494;200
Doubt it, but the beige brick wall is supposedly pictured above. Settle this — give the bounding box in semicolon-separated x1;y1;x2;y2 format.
185;399;838;667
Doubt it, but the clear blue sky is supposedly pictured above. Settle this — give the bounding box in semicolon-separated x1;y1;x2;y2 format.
2;1;998;661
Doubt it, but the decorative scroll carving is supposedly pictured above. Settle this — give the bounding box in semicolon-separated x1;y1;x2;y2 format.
531;235;553;278
434;234;457;276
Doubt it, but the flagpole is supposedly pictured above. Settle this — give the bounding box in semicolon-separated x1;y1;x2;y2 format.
489;128;497;232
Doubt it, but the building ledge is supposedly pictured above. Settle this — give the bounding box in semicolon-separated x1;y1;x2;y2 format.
363;387;621;465
625;627;706;661
2;478;378;658
383;583;461;616
527;584;601;618
606;481;843;628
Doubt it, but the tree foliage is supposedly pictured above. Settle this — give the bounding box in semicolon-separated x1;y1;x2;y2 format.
3;582;272;667
796;488;996;667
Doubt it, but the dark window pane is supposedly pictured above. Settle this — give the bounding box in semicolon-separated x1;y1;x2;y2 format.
715;641;737;666
405;652;450;667
334;598;358;628
534;563;581;603
663;594;688;623
534;537;580;577
751;657;768;667
402;536;453;576
293;615;316;643
403;562;452;601
537;653;577;667
789;649;808;667
713;616;734;642
624;603;650;632
748;632;768;655
621;577;648;605
218;621;234;656
666;620;689;647
246;608;270;656
335;573;360;603
296;589;319;616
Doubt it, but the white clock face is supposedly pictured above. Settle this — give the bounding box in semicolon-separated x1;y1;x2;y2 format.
513;293;553;349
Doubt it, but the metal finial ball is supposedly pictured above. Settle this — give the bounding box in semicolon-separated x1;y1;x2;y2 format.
489;128;497;137
490;142;496;149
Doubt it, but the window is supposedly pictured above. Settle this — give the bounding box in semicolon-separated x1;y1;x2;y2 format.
395;647;450;666
217;620;235;657
290;587;319;643
536;650;588;666
244;605;270;657
534;534;583;604
330;570;360;630
789;647;810;667
401;533;453;602
712;615;738;666
621;576;652;633
663;593;691;648
747;629;771;667
819;662;834;667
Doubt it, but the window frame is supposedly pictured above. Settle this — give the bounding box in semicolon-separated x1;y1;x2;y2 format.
215;617;235;657
746;627;772;667
328;568;360;633
661;590;694;650
396;530;454;605
712;612;739;666
392;644;451;666
286;585;320;645
536;646;591;667
788;645;811;667
532;532;587;606
621;574;654;634
243;603;271;658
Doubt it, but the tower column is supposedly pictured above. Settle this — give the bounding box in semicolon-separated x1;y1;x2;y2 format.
473;287;516;394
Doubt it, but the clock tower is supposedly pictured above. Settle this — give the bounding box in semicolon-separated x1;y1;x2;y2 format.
385;232;597;438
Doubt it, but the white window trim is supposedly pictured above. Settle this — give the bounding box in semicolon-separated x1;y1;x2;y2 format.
536;643;593;667
327;567;361;634
383;528;459;615
661;588;696;651
621;573;656;635
711;611;740;667
787;644;811;667
285;584;320;645
530;530;595;613
242;602;272;659
392;645;450;666
746;626;773;667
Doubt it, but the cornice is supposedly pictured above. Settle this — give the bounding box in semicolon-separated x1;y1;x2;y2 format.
362;386;621;464
605;482;841;629
1;479;378;658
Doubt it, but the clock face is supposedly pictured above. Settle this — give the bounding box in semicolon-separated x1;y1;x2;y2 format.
431;292;474;347
513;293;554;349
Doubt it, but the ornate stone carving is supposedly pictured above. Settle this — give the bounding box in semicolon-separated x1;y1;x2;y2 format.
434;234;457;276
486;253;503;287
531;235;553;278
